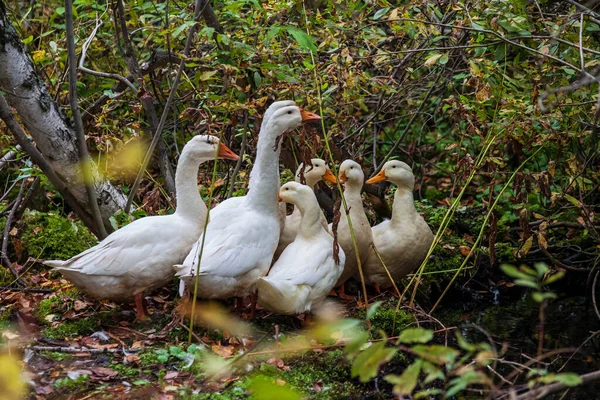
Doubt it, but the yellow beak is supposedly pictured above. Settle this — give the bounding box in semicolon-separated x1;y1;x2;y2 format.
322;169;337;184
338;171;348;183
366;170;387;184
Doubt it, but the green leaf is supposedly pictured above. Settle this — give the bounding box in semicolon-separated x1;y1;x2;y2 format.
253;71;262;87
385;360;421;395
172;20;196;39
22;35;34;44
344;331;369;357
412;345;459;365
542;271;565;286
351;341;397;382
398;328;434;344
283;27;317;54
514;278;538;289
421;361;445;383
531;292;556;303
533;262;549;277
438;53;449;65
538;373;582;387
500;264;535;281
367;301;383;319
248;376;303;400
372;7;390;20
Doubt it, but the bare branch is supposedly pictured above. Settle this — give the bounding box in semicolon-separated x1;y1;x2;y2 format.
65;0;108;239
79;16;138;95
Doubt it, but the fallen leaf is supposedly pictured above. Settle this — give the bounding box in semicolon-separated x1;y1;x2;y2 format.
459;246;471;257
211;344;235;358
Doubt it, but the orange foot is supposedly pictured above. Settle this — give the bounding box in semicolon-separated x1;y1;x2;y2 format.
134;292;148;321
337;284;355;301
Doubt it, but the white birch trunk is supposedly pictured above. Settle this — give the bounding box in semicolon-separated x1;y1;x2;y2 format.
0;4;127;222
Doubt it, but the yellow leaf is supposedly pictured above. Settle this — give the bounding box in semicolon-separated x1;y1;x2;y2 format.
520;236;533;256
32;50;46;62
424;54;443;67
538;233;548;249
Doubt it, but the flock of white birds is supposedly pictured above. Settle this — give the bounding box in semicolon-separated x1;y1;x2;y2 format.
45;100;434;322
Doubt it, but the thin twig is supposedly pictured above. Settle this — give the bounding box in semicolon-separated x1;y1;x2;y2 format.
27;345;141;354
0;145;20;170
78;15;138;94
1;179;26;285
65;0;108;238
0;286;52;293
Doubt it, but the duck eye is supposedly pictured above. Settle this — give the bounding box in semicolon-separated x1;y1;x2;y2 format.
287;110;292;114
392;165;396;168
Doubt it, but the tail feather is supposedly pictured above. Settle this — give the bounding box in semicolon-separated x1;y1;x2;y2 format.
43;260;66;269
256;278;310;315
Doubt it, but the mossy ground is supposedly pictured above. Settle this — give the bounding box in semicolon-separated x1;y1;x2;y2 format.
19;211;97;261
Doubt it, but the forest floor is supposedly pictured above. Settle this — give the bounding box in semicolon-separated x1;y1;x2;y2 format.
3;264;600;400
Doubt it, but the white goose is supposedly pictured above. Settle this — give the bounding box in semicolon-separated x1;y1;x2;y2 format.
257;182;344;319
364;160;434;291
44;135;239;319
175;102;321;312
332;159;373;299
273;158;336;260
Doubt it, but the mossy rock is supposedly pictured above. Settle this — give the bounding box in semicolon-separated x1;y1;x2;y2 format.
20;211;97;260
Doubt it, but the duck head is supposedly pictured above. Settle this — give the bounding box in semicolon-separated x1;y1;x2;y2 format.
186;135;239;162
267;103;321;134
297;158;336;187
366;160;414;189
338;159;364;186
278;181;313;205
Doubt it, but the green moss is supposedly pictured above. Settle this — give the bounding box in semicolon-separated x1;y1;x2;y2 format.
36;290;80;321
44;316;99;339
368;306;417;337
112;363;142;378
283;350;361;399
40;351;74;362
20;211;97;260
54;374;90;391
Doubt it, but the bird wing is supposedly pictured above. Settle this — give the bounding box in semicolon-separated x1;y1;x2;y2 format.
184;206;279;278
54;215;191;277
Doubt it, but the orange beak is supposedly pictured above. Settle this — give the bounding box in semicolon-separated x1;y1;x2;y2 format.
217;143;240;161
277;193;283;202
299;108;322;123
322;169;337;184
366;170;387;184
338;171;348;183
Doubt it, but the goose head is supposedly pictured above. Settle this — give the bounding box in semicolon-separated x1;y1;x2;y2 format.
366;160;415;189
296;158;336;187
266;103;321;135
186;135;239;162
338;159;364;187
278;181;313;206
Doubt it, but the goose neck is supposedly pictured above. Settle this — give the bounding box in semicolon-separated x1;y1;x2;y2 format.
174;149;205;218
245;124;283;212
390;187;417;224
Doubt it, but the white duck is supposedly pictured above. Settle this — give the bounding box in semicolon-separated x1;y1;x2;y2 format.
332;159;373;299
44;135;239;319
273;158;336;260
364;160;434;291
257;182;344;319
175;102;321;313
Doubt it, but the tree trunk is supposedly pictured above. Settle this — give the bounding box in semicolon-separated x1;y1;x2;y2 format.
0;3;127;228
